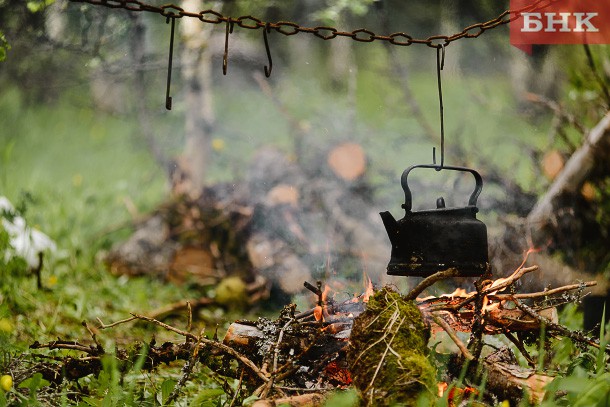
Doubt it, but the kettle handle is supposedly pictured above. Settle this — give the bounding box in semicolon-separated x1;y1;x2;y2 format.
401;164;483;212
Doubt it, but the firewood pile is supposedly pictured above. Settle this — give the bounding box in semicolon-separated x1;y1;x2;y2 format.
105;145;392;299
20;260;606;406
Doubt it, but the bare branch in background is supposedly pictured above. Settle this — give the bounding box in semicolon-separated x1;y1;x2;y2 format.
527;111;610;244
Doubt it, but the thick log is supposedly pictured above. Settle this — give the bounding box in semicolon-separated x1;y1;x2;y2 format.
482;348;554;404
484;361;553;404
527;111;610;243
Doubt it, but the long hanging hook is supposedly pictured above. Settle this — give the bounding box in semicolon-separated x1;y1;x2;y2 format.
263;22;273;77
165;16;176;110
223;19;234;75
433;44;446;170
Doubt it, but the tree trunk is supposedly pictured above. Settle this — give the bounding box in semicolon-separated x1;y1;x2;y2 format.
177;0;217;197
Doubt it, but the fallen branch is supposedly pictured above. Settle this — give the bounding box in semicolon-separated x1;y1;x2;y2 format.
404;268;461;301
147;297;215;320
166;328;206;404
483;352;554;404
128;313;270;383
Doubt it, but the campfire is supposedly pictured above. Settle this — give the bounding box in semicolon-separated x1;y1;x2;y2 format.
23;254;603;406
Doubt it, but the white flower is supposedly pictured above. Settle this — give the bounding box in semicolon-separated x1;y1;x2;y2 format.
1;196;56;269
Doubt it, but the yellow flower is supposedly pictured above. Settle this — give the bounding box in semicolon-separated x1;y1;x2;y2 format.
72;174;83;187
0;375;12;392
212;138;225;152
47;275;58;287
0;319;13;333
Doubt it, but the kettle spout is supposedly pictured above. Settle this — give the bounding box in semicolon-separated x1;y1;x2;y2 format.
379;211;398;243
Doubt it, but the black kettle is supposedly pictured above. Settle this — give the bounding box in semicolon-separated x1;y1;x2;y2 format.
380;164;489;277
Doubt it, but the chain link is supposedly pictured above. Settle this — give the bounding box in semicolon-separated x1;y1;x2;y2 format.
69;0;556;49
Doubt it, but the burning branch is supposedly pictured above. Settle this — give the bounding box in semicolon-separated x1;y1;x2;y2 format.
426;265;539;313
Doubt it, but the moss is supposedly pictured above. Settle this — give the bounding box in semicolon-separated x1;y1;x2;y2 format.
347;286;436;406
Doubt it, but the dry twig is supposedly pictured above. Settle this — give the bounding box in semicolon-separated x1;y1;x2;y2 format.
511;297;610;354
128;313;270;383
166;327;206;404
430;312;474;361
489;281;596;301
405;268;461;301
429;266;539;312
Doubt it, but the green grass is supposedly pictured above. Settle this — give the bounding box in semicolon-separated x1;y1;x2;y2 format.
0;86;240;405
0;86;187;346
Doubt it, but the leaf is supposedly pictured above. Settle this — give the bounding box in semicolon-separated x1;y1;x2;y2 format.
572;375;610;407
596;305;607;375
26;0;54;13
0;31;9;62
160;379;177;405
189;388;226;407
130;344;149;373
19;373;49;395
323;389;359;407
554;376;594;394
80;396;103;407
101;390;115;407
242;394;260;406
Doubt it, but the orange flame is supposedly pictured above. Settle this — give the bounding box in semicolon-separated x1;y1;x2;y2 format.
321;285;331;303
480;246;541;312
481;297;501;312
419;247;541;312
444;287;472;298
362;273;374;303
324;323;344;334
438;382;448;397
313;305;323;322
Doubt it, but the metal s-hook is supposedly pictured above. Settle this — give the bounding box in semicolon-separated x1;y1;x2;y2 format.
434;43;446;171
263;22;272;77
165;16;176;110
223;19;234;75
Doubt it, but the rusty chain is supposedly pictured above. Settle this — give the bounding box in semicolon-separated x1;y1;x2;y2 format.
68;0;556;110
68;0;556;49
